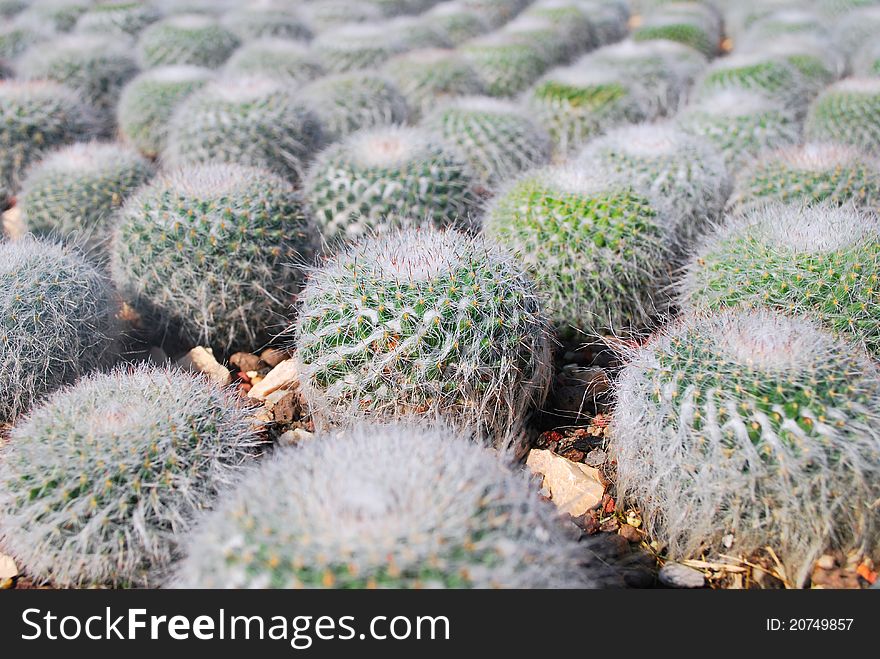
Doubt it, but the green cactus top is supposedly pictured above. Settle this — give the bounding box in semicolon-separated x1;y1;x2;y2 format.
806;78;880;154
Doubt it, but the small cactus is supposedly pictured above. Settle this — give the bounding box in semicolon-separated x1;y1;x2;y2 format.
172;421;613;588
0;363;262;587
423;2;490;45
422;95;551;189
831;5;880;57
853;40;880;77
460;33;552;97
136;13;240;69
302;126;477;241
299;0;383;33
219;4;312;41
805;78;880;155
578;0;629;45
116;64;213;158
19;141;154;246
632;3;722;58
18;0;91;32
611;308;880;586
748;34;844;94
311;23;408;73
163;76;323;182
460;0;531;28
382;16;453;50
0;19;54;62
741;8;826;43
74;2;161;37
289;229;553;452
483;167;672;336
223;38;324;85
0;236;119;421
111;163;315;351
501;12;594;64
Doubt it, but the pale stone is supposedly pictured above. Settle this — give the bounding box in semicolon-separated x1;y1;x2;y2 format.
176;346;232;386
0;553;18;580
248;359;299;401
526;448;604;517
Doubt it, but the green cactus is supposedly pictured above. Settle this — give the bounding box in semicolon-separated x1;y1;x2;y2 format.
501;11;595;64
422;95;551;189
831;5;880;57
18;0;91;32
577;0;629;45
289;229;553;452
741;8;826;43
632;2;721;58
424;2;490;45
311;23;408;73
223;38;324;85
854;40;880;77
611;308;880;586
163;76;323;182
460;0;531;28
219;4;312;41
302;126;477;241
0;20;54;62
136;14;240;69
383;16;454;50
74;2;161;37
0;363;262;587
111;163;315;352
117;64;214;158
805;78;880;155
483;167;672;336
747;34;843;94
460;33;552;97
299;0;383;32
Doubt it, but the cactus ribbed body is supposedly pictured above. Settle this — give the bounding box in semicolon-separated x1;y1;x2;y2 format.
223;39;324;85
424;2;489;45
220;6;312;41
75;2;161;37
311;23;407;73
805;78;880;154
137;14;240;69
461;35;551;97
694;54;812;114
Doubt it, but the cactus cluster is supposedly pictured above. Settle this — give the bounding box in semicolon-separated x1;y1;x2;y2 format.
172;422;612;588
136;14;240;69
299;0;383;32
853;41;880;78
111;163;315;351
290;229;553;452
805;78;880;154
0;363;262;587
460;33;551;97
0;236;119;422
223;39;324;85
611;308;880;586
0;19;53;62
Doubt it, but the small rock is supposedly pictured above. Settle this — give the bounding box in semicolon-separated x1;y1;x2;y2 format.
623;566;655;588
561;448;584;462
0;552;18;580
571;511;599;535
176;346;232;386
260;348;292;367
659;563;706;588
526;449;605;517
722;533;734;549
599;517;619;533
816;554;836;570
272;391;302;424
619;523;641;543
585;448;607;466
248;359;299;401
230;352;264;372
2;204;25;239
278;427;314;447
253;406;273;424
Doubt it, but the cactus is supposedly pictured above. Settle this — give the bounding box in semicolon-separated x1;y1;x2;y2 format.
289;230;553;452
805;78;880;155
19;141;154;245
424;2;490;45
0;363;262;587
302;126;477;241
117;65;213;158
578;0;629;46
460;33;552;97
16;33;139;129
677;89;801;168
74;2;161;37
383;16;454;50
299;0;383;32
299;73;410;144
501;12;594;64
854;40;880;78
18;0;91;32
219;4;312;41
0;19;54;62
459;0;531;28
0;236;119;421
0;80;97;195
110;163;314;352
136;14;240;69
747;34;844;95
483;167;672;336
729;143;880;213
611;308;880;586
172;421;616;588
632;4;721;58
741;8;827;43
163;76;323;182
422;95;551;189
680;203;880;354
382;49;484;120
311;23;408;73
831;5;880;57
223;38;324;85
578;122;731;253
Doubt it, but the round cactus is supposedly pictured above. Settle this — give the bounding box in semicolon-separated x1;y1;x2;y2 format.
611;308;880;586
677;89;802;168
311;23;408;73
111;163;315;351
805;78;880;155
632;7;720;57
680;203;880;354
299;73;410;144
0;363;262;588
501;12;594;64
223;38;324;84
0;236;119;422
578;122;731;253
831;5;880;57
382;49;484;120
0;19;54;62
459;0;531;28
18;0;91;32
460;33;552;97
422;95;551;189
219;4;312;41
299;0;383;32
854;40;880;77
741;8;827;42
748;34;844;94
483;167;672;336
19;141;154;245
424;2;490;45
172;421;615;588
163;76;323;182
116;64;213;158
136;13;240;69
382;16;453;50
0;80;97;195
302;126;477;241
522;0;599;51
74;2;161;37
730;143;880;212
578;0;629;45
289;230;553;451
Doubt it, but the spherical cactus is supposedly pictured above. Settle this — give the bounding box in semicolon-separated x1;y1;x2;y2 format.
460;33;552;97
424;2;490;45
382;49;485;120
831;5;880;57
522;0;599;51
528;66;657;154
578;122;731;253
299;73;410;144
289;230;553;451
805;78;880;155
854;40;880;77
611;308;880;586
299;0;383;32
0;19;54;62
116;65;213;158
578;0;629;45
18;0;91;32
0;236;119;422
680;203;880;354
302;127;477;241
74;2;161;37
219;4;312;41
422;96;551;189
172;421;615;589
677;89;801;168
729;143;880;213
223;38;324;85
311;23;407;73
382;16;453;50
632;5;721;57
501;13;593;64
111;163;314;352
748;34;844;95
18;141;154;245
0;80;97;195
163;76;323;182
16;33;139;129
741;8;826;43
136;14;240;69
0;363;262;587
460;0;531;28
483;167;672;336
